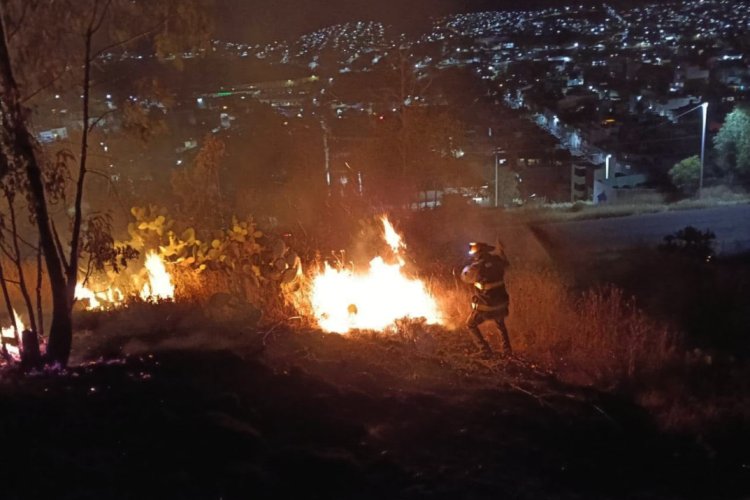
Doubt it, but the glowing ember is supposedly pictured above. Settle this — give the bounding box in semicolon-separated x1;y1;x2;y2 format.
1;309;24;359
310;217;441;333
140;252;175;302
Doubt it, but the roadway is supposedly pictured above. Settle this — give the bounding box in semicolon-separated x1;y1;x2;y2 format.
535;203;750;259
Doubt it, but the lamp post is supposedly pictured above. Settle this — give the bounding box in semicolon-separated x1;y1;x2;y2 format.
699;102;708;197
494;151;499;208
605;154;612;180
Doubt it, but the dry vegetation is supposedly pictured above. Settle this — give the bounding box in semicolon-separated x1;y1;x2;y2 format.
2;203;748;444
2;214;749;498
48;254;742;441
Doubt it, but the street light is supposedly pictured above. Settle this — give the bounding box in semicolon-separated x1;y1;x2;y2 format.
493;148;507;208
605;154;612;180
674;101;709;197
494;151;499;208
700;102;708;197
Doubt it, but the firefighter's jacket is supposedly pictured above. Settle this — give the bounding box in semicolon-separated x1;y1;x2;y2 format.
461;252;510;314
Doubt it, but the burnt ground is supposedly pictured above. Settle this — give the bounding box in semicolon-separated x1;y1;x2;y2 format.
1;319;749;500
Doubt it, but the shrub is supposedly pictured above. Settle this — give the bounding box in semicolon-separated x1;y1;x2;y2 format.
466;266;681;388
658;226;716;262
669;156;701;194
125;205;301;315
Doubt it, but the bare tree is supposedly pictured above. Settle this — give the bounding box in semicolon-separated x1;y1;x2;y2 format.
0;0;213;366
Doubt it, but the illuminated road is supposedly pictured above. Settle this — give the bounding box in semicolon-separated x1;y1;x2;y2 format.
536;204;750;259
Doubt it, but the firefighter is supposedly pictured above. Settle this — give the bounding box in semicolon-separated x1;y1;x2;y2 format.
461;241;512;356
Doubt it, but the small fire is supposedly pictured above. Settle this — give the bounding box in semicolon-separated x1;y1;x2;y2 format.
75;251;174;310
382;216;405;255
75;283;124;310
1;309;25;359
140;252;175;302
310;217;442;333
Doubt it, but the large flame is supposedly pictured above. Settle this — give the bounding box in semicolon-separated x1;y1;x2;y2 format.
310;217;442;333
1;309;24;359
140;251;175;302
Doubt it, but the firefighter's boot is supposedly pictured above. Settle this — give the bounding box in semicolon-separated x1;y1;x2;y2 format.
469;325;493;356
496;319;513;357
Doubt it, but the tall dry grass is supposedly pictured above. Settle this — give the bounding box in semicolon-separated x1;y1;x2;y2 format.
433;265;680;389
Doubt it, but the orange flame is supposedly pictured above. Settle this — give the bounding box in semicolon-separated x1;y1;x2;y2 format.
75;284;125;310
140;252;175;302
310;217;441;333
76;251;174;310
1;309;24;359
382;216;405;254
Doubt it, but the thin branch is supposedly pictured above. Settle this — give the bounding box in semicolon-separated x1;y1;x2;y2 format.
87;0;102;34
86;169;130;215
0;236;18;264
21;71;69;103
35;238;44;337
67;24;95;289
5;193;38;334
83;253;94;283
87;109;116;133
91;0;114;34
7;0;30;41
0;257;18;352
12;232;39;252
90;21;165;61
86;168;110;179
50;220;70;273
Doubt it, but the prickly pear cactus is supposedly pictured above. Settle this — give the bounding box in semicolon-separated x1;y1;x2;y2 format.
126;206;301;297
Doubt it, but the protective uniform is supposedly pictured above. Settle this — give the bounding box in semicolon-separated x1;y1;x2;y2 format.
461;242;512;355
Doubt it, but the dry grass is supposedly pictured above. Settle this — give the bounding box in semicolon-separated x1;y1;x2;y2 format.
433;266;680;389
430;264;750;437
2;236;743;439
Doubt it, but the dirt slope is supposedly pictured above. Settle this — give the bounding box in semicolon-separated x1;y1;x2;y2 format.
1;324;747;499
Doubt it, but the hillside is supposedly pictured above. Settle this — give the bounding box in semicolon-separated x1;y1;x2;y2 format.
1;316;748;499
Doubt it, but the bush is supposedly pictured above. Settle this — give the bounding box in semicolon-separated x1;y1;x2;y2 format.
669;156;701;194
658;226;716;262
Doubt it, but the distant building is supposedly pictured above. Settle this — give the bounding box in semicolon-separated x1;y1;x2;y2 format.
37;127;68;143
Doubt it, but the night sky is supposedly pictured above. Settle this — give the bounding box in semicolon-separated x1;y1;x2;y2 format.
217;0;648;42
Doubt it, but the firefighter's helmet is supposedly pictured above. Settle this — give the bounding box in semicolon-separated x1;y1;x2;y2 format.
468;241;494;256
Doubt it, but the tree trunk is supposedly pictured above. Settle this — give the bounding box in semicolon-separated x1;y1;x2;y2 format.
35;239;44;339
66;30;92;307
5;193;38;335
0;8;72;366
0;258;16;357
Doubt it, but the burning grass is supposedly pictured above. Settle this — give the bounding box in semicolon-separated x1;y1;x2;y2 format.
306;217;442;334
